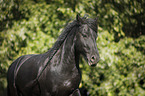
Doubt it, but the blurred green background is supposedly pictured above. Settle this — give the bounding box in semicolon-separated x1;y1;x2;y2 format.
0;0;145;96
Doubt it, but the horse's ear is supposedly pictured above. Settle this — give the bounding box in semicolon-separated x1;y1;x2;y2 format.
76;14;84;25
94;17;98;23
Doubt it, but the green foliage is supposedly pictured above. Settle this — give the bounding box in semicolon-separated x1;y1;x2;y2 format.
0;0;145;95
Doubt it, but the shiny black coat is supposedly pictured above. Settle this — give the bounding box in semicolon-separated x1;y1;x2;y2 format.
7;15;100;96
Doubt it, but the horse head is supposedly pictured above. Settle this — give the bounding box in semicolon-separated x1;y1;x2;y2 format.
75;14;100;66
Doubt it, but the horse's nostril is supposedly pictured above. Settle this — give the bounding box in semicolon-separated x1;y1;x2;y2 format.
92;56;95;59
91;56;95;62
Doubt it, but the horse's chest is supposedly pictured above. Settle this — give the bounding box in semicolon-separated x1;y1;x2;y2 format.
39;65;81;95
52;71;81;88
49;76;80;95
40;70;81;95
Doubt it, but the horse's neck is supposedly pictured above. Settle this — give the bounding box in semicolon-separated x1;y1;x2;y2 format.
51;33;80;71
61;36;76;65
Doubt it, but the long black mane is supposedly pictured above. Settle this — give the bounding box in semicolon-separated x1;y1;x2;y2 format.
43;20;78;63
48;20;78;53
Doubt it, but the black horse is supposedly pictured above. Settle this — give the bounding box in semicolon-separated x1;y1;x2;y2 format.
7;15;100;96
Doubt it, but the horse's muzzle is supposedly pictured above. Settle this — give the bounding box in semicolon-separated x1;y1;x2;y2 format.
88;55;100;67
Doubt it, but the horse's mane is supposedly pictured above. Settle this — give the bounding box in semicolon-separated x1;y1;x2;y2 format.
52;20;78;51
44;20;78;58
